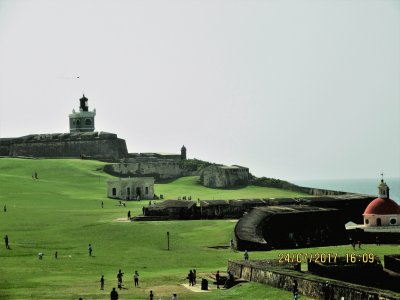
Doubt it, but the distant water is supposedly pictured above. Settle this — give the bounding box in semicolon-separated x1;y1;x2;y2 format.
292;178;400;204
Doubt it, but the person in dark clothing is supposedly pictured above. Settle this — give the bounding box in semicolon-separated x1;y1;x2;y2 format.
193;269;196;285
102;201;104;208
127;210;131;220
323;281;332;300
100;275;104;290
224;271;234;289
292;279;298;298
110;287;118;300
134;270;139;287
55;251;58;259
188;270;194;286
149;290;154;300
88;244;92;256
4;235;9;249
117;269;123;289
216;270;220;289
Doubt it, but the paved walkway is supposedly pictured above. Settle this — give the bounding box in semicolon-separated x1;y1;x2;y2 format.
181;283;212;293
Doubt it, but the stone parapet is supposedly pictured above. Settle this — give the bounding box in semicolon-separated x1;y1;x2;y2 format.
0;131;127;160
227;260;400;300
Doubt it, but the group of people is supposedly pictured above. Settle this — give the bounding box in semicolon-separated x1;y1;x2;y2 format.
103;269;143;299
147;291;179;300
147;290;179;300
186;269;197;286
178;195;192;200
349;237;362;250
112;269;140;290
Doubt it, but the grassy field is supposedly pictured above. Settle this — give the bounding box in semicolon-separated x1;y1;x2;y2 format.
0;158;398;300
155;176;309;200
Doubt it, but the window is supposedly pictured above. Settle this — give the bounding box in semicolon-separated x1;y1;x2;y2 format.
390;218;397;225
76;119;81;126
377;218;382;226
112;188;116;196
85;119;92;125
365;219;369;225
145;187;149;194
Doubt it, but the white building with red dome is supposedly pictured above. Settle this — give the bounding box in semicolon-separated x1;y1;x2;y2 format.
363;179;400;227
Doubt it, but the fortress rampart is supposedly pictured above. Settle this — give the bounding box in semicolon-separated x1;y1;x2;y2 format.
200;165;249;188
103;160;190;181
227;260;400;300
0;131;128;160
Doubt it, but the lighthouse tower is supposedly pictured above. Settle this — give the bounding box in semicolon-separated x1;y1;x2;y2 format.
69;94;96;133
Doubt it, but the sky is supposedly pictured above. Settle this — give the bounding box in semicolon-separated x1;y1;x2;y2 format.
0;0;399;181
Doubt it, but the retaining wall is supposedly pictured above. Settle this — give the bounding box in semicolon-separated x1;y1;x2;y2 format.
227;260;400;300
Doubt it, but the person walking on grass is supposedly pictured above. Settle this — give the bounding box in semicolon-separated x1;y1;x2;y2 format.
244;250;249;260
117;269;123;289
100;275;105;290
149;290;154;300
188;270;194;286
216;270;220;289
4;235;9;249
134;270;139;287
88;244;93;256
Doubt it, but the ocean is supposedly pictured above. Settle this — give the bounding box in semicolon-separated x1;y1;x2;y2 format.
292;178;400;204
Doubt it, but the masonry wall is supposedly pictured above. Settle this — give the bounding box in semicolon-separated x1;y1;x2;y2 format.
227;260;399;300
0;138;12;156
384;255;400;274
201;166;249;188
104;161;188;180
0;134;128;160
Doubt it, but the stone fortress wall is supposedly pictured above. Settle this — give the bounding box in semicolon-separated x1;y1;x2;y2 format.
104;160;189;181
227;260;399;300
200;165;249;188
0;131;128;160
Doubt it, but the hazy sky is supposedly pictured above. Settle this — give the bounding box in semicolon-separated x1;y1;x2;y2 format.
0;0;399;180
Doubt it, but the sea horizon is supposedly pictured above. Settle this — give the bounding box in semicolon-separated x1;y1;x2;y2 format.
292;177;400;204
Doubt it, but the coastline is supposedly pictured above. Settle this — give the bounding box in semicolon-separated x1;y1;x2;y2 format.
292;177;400;204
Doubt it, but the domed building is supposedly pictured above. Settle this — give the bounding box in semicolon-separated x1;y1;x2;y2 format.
363;179;400;227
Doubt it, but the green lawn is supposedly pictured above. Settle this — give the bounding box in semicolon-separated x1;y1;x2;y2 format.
0;158;398;299
156;176;309;200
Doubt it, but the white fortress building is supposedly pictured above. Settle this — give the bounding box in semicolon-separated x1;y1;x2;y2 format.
107;177;155;200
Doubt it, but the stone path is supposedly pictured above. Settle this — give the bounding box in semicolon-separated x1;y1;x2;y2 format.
113;217;131;222
181;283;210;293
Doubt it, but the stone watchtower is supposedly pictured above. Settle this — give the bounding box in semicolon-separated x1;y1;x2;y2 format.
69;94;96;133
181;145;187;160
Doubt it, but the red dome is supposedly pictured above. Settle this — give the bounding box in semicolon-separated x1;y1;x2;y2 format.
364;198;400;215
